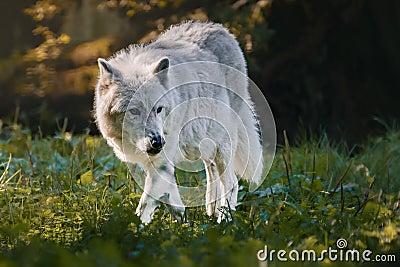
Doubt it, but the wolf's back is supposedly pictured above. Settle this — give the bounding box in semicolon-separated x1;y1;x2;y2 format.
154;21;247;76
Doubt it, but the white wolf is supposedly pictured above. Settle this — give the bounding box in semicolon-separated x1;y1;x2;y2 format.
94;21;263;223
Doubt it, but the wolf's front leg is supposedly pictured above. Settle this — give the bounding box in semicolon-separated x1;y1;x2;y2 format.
135;192;159;223
136;162;185;223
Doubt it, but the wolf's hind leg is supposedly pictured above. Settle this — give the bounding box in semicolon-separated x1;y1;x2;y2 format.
205;161;221;217
217;168;238;223
221;168;239;209
215;148;239;223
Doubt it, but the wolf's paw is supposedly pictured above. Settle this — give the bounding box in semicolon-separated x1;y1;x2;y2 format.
135;197;158;223
160;192;185;222
136;206;155;224
206;200;221;217
168;205;185;222
216;206;235;223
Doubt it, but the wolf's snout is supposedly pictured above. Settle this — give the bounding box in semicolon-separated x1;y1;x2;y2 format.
146;134;165;155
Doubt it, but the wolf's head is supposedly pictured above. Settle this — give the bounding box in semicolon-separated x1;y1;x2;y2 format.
94;55;171;160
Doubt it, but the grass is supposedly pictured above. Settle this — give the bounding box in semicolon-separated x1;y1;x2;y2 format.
0;123;399;266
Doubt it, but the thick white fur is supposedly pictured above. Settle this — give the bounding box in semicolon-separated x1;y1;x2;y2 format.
94;21;263;223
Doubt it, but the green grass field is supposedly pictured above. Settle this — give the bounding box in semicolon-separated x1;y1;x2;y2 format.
0;123;399;266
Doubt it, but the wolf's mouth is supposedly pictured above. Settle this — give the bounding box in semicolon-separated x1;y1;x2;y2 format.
146;147;162;155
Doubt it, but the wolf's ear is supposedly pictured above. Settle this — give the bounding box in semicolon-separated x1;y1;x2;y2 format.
97;58;120;85
153;57;169;74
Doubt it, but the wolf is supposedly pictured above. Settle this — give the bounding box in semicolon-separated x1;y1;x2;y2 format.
94;21;263;223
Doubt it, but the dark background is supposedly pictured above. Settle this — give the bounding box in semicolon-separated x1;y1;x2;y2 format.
1;0;399;144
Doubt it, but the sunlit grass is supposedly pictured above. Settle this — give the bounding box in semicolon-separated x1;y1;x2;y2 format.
0;124;399;266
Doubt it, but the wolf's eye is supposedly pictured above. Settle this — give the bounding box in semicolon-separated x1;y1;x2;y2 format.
129;108;141;116
156;107;163;114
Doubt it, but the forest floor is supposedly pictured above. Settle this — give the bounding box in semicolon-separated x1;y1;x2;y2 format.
0;124;399;266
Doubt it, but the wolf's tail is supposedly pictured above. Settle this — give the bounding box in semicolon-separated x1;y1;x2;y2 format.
234;103;263;191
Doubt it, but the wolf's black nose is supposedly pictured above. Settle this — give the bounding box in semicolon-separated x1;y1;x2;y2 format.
150;135;165;149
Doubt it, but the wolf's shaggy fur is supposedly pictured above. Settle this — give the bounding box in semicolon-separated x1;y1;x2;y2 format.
94;21;263;223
